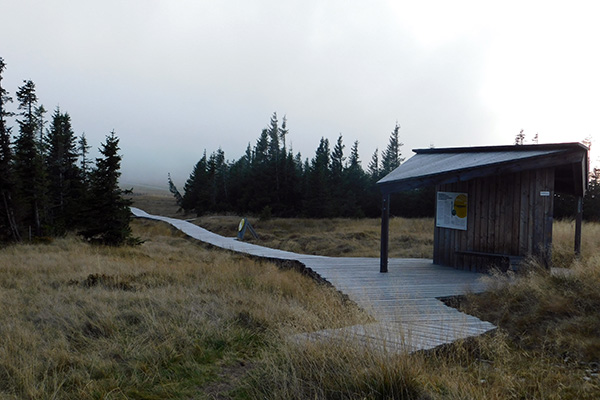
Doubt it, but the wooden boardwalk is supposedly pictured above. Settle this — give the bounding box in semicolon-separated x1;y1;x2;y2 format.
132;207;495;353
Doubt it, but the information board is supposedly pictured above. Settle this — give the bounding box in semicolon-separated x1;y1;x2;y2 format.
436;192;468;230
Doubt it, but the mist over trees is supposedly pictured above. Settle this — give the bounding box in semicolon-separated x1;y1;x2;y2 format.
176;113;435;219
0;57;132;244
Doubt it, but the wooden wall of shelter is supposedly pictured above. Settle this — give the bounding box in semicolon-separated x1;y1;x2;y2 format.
434;168;555;272
377;143;589;273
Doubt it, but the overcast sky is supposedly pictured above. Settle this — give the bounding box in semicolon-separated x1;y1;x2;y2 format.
2;0;599;188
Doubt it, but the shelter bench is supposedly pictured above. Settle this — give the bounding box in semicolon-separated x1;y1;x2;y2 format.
455;250;523;272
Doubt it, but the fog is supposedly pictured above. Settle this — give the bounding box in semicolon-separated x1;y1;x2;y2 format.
2;0;598;188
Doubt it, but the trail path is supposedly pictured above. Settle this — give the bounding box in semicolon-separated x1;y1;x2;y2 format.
132;207;495;352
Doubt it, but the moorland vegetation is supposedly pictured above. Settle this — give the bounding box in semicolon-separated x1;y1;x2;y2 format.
1;207;599;398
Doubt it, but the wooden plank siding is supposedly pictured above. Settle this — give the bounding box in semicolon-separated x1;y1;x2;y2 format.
434;168;555;271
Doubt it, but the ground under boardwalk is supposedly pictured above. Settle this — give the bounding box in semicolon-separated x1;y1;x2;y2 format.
131;207;495;353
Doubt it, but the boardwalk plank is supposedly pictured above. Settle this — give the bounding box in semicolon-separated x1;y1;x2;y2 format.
132;207;495;353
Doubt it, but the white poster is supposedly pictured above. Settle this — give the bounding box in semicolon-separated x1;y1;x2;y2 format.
436;192;468;230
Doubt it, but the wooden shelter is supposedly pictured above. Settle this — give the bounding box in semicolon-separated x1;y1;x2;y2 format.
377;143;589;273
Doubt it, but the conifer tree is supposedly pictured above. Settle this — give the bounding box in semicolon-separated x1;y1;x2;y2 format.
342;140;367;217
305;137;331;217
266;113;282;201
348;140;361;171
244;143;253;165
368;148;380;181
34;104;47;155
181;151;209;214
0;57;20;241
329;134;346;216
330;134;345;181
207;148;228;210
45;108;82;233
381;122;404;175
254;129;269;165
515;129;525;145
248;127;273;213
279;149;303;216
168;173;183;208
78;132;91;182
14;80;47;237
267;113;280;161
279;115;288;152
80;131;132;245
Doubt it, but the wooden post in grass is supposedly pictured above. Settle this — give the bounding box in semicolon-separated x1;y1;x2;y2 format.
575;196;583;257
380;193;390;273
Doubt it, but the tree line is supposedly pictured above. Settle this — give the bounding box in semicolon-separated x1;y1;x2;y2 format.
0;57;132;244
175;117;600;221
171;113;435;219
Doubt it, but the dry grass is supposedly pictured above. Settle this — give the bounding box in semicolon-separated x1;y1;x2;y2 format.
129;187;181;218
552;218;600;266
244;340;429;399
4;189;600;398
0;219;368;399
192;215;434;259
244;331;600;399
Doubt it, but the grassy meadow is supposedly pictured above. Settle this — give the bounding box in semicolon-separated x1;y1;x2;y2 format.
0;189;598;398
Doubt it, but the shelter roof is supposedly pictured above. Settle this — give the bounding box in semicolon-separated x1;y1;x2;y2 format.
377;143;588;196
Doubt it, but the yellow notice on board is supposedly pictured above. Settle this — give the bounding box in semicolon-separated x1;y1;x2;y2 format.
436;192;468;230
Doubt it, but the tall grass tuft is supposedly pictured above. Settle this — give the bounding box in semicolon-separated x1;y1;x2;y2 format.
243;340;429;400
0;219;367;398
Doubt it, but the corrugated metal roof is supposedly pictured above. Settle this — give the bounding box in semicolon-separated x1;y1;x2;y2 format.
378;149;562;185
377;143;588;195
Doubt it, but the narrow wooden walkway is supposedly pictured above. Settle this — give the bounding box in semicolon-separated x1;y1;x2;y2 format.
132;207;495;353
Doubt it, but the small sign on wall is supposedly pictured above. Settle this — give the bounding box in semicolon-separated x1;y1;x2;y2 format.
436;192;468;231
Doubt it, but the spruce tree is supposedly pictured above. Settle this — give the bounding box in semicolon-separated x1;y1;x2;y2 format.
515;129;525;145
181;152;209;214
80;131;133;245
368;148;380;181
342;140;367;217
254;129;269;165
329;134;346;216
248;127;272;213
279;115;288;152
330;134;345;181
381;122;404;175
45;108;82;233
0;57;20;241
266;113;280;161
207;148;228;211
14;80;47;238
78;132;91;181
34;104;47;155
348;140;361;171
266;113;282;203
168;173;183;208
305;137;331;217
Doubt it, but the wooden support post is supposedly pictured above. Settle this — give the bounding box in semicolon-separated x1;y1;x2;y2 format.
380;193;390;273
575;196;583;257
